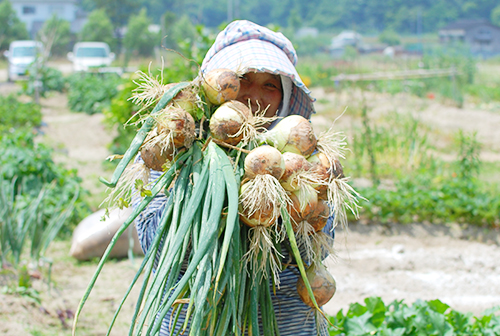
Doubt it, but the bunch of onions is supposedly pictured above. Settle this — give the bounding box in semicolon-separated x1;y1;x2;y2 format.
239;145;290;281
201;68;240;106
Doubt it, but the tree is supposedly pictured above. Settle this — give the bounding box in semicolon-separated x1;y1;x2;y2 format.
0;1;29;50
37;14;73;57
378;29;401;46
92;0;141;29
123;8;158;57
161;14;197;52
492;5;500;27
79;9;115;50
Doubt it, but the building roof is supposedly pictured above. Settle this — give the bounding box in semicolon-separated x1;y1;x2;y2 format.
440;19;500;31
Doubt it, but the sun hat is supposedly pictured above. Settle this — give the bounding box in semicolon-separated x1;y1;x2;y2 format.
200;20;315;120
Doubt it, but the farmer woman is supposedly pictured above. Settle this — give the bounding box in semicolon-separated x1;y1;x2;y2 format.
133;20;334;335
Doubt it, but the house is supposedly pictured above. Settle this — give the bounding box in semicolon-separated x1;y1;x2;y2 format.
9;0;85;37
329;31;363;57
439;19;500;57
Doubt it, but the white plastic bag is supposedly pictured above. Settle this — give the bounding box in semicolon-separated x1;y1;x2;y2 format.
70;207;143;260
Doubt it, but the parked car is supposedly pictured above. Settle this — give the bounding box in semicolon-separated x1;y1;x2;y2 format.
67;42;115;72
3;40;43;81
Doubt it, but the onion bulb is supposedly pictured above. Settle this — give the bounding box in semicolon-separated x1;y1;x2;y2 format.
259;115;317;157
155;108;196;149
280;152;313;191
296;262;336;308
163;83;198;118
140;140;176;171
239;182;276;228
202;68;240;105
306;200;330;232
308;152;344;199
209;100;252;146
244;145;285;180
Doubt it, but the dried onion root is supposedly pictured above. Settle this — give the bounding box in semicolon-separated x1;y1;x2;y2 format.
239;146;291;283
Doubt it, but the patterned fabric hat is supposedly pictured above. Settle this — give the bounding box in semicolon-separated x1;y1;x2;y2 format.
200;20;315;119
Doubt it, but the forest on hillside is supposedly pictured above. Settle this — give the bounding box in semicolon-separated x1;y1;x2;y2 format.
80;0;500;33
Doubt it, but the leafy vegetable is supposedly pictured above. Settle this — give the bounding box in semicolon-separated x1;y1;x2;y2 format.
329;296;500;336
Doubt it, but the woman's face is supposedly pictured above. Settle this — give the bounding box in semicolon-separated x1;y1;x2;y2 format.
236;72;283;118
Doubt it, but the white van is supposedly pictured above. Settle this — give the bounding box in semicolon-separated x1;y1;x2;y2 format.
3;40;43;81
67;42;115;72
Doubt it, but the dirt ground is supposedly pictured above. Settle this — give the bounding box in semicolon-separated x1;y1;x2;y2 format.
1;74;499;335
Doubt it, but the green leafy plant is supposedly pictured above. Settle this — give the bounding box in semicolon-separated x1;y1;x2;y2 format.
328;296;500;335
353;127;500;226
0;94;42;133
78;9;115;50
22;65;66;98
123;8;158;60
67;72;122;115
0;131;91;237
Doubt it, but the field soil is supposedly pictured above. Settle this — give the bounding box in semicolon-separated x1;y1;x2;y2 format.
1;75;499;335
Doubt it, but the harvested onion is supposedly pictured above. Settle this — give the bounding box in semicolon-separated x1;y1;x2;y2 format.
244;145;285;180
155;108;196;149
209;100;252;146
202;68;240;105
296;262;336;308
280;152;313;191
306;200;330;232
259;115;317;157
140;140;176;171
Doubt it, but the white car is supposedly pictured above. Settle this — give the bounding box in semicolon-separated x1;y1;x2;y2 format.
67;42;115;72
3;40;43;81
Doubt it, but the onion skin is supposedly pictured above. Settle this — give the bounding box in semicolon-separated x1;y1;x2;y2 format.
202;68;240;105
140;143;176;171
296;263;336;308
280;152;312;191
308;152;344;199
209;101;251;146
239;204;276;228
164;83;197;117
266;115;317;157
156;109;196;149
287;192;305;226
244;145;285;180
306;200;330;232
